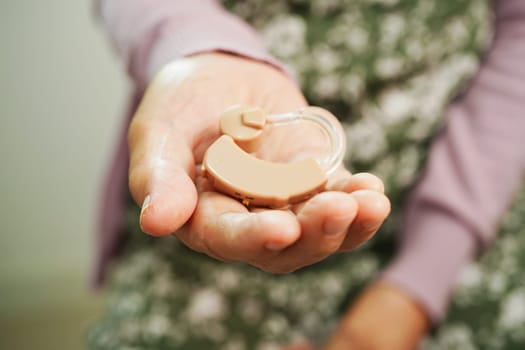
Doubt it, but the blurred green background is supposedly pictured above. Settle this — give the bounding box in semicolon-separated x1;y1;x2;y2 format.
0;1;127;348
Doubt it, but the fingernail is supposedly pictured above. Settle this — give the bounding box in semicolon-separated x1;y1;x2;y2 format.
139;195;151;230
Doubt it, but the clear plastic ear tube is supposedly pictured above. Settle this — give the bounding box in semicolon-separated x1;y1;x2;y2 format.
203;105;346;207
263;107;346;176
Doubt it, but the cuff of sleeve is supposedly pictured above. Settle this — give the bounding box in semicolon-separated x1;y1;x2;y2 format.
130;6;286;88
378;209;477;325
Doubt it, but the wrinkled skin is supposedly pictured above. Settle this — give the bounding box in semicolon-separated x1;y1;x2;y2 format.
129;52;390;273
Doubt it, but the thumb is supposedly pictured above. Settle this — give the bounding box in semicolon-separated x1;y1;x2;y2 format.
128;112;198;236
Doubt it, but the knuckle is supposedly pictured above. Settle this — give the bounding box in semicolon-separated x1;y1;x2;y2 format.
128;166;148;200
313;239;341;259
127;117;149;145
128;117;166;147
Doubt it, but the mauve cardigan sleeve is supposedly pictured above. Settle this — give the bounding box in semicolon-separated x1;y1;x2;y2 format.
96;0;281;88
380;0;525;323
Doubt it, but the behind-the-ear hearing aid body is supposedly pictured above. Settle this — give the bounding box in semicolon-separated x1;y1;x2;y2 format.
202;105;345;208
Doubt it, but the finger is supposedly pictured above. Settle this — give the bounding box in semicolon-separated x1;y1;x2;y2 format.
339;190;391;251
180;190;301;262
270;191;358;272
128;115;198;236
327;170;385;193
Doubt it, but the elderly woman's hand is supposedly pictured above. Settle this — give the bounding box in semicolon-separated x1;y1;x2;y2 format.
128;52;390;273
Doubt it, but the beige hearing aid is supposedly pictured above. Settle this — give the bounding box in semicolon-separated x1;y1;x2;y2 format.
202;105;346;208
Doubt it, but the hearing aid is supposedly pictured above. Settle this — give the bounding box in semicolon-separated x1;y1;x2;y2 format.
202;105;346;208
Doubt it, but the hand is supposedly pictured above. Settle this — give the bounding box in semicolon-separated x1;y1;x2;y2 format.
128;52;390;273
324;283;430;350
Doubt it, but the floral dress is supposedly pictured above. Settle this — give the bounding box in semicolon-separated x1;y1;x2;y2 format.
89;0;525;349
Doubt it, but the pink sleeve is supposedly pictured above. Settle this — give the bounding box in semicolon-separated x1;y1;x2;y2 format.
381;0;525;324
96;0;280;88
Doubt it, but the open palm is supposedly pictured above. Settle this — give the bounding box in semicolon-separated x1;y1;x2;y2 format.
129;53;390;273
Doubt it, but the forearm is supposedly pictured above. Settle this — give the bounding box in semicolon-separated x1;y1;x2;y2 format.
96;0;279;88
325;283;428;350
381;0;525;324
